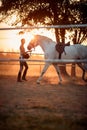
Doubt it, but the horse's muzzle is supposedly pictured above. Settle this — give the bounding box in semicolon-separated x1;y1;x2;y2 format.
27;45;31;51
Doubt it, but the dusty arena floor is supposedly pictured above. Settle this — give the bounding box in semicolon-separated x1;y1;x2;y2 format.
0;75;87;130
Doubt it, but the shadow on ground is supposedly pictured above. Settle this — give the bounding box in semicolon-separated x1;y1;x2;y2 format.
0;75;87;130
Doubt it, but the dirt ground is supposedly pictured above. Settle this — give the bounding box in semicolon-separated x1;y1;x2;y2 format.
0;52;87;129
0;74;87;130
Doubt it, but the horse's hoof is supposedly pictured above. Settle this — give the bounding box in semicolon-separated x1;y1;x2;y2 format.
58;82;62;86
37;80;40;84
84;79;87;82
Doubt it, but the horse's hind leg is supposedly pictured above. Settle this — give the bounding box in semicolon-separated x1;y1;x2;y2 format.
53;64;62;84
82;70;85;80
77;63;87;82
37;63;50;84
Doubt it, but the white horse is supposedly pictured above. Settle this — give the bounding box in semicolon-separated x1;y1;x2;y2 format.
27;35;87;83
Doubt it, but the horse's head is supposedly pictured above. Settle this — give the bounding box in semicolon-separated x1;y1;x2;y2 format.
27;35;39;50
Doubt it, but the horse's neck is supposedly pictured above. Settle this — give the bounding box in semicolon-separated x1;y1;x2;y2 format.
36;36;56;53
40;41;48;52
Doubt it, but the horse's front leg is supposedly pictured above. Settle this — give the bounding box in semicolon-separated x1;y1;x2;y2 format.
37;63;50;84
53;64;62;84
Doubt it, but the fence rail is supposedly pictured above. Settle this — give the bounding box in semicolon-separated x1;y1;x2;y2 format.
0;24;87;64
0;58;87;64
0;51;44;55
0;24;87;30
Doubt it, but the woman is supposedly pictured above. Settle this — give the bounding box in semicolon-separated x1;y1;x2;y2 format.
17;38;28;82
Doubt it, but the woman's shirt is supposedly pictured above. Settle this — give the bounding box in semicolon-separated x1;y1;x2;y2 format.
20;45;25;58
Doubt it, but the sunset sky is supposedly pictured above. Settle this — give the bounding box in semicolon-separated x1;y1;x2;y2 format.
0;0;86;54
0;22;57;54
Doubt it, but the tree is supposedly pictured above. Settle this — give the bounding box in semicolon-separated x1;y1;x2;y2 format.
0;0;87;77
1;0;87;43
68;0;87;77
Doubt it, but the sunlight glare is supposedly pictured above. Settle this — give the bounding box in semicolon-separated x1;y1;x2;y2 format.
0;0;2;7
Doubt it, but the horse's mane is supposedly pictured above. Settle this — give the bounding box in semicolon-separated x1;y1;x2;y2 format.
35;35;54;44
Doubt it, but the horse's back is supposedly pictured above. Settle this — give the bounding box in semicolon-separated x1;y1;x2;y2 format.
77;44;87;58
62;45;78;59
62;44;87;59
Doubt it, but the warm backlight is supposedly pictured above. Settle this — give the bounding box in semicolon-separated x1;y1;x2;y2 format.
0;24;56;53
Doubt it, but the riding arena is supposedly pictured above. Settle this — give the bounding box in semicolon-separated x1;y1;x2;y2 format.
0;25;87;130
